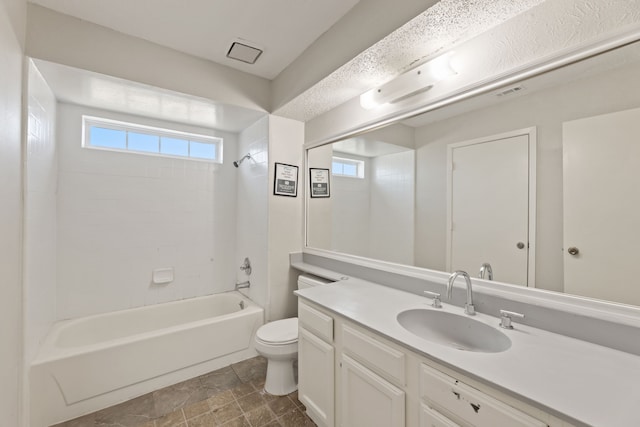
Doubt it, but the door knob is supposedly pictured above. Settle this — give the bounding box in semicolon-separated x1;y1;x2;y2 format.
567;247;579;256
516;242;525;249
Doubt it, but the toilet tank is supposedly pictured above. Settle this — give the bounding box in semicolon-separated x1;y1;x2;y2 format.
297;274;332;290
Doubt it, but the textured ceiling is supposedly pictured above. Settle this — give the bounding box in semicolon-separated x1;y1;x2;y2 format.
274;0;546;122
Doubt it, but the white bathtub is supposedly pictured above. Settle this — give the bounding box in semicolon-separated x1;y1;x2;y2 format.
30;292;263;426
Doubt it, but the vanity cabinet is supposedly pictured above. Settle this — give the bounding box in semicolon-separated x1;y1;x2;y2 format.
340;324;406;427
297;299;561;427
420;364;546;427
298;302;335;427
341;354;405;427
420;404;461;427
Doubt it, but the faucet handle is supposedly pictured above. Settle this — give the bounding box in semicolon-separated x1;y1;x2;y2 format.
423;291;442;308
499;309;525;329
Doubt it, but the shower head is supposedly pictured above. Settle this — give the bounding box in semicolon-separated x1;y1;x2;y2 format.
233;153;252;168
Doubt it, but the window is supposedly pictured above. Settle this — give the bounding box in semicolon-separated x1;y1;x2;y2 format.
82;116;223;163
332;156;365;178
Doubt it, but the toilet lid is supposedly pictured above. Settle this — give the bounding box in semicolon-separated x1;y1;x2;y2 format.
256;318;298;344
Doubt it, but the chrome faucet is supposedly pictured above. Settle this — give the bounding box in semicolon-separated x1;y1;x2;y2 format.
479;263;493;280
447;271;476;315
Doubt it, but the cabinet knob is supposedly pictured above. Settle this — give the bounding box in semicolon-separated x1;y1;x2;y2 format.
567;247;579;256
516;242;525;249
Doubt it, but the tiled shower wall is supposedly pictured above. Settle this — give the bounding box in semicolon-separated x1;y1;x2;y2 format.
56;103;240;319
330;151;414;264
369;150;415;265
331;158;371;257
24;60;58;363
236;116;269;309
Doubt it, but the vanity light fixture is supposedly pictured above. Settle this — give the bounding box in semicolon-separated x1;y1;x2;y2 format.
360;52;458;110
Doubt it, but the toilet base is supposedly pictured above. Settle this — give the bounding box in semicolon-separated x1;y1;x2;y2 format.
263;358;297;396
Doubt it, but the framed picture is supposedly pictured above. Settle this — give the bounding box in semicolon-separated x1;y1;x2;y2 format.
310;168;330;198
273;162;298;197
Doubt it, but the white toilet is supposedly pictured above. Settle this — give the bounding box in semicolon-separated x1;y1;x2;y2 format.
254;274;330;395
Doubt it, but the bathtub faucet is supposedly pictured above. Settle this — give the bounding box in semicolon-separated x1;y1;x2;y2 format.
235;280;250;290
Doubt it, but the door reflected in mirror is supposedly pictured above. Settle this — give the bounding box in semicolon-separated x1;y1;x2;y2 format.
306;38;640;307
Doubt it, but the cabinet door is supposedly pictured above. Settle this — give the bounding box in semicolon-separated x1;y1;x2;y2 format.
341;355;405;427
420;403;460;427
299;326;334;427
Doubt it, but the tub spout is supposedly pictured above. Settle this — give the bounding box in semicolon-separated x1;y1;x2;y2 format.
235;280;250;290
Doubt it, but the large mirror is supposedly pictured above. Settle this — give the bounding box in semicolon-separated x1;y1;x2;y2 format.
307;37;640;307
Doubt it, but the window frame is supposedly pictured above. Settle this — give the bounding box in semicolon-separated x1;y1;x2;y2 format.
82;115;223;163
332;156;365;179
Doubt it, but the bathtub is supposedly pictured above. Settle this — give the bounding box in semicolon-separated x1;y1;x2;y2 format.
30;292;263;426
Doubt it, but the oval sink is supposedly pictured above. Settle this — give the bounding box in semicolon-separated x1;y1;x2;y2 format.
397;309;511;353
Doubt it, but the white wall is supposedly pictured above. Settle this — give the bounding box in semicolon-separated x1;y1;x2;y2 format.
267;116;304;321
56;103;239;319
369;151;415;265
24;60;57;367
414;58;640;292
236;117;269;308
0;0;25;424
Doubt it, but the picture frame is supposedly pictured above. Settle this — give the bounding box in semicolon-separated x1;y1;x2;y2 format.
310;168;330;198
273;162;298;197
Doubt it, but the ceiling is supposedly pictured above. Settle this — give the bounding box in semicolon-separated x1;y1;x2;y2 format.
334;137;412;158
273;0;547;121
27;0;555;127
28;0;360;80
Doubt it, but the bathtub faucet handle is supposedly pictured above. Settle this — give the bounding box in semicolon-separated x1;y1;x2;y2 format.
240;257;252;275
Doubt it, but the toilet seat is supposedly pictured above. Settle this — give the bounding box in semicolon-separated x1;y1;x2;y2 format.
256;318;298;345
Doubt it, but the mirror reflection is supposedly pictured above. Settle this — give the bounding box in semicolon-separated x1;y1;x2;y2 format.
307;38;640;307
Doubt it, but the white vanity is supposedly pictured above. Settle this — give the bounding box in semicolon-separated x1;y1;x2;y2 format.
298;23;640;427
294;275;640;427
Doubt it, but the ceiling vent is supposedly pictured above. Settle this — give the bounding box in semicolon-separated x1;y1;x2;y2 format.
495;85;525;97
226;41;263;64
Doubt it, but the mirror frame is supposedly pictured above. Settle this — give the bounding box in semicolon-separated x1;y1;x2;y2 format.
303;24;640;306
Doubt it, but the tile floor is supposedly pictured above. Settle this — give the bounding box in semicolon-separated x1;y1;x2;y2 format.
52;356;316;427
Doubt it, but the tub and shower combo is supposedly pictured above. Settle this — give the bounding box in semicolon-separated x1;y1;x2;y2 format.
30;292;263;427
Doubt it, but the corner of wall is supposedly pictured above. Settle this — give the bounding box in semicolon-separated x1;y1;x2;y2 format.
267;115;304;320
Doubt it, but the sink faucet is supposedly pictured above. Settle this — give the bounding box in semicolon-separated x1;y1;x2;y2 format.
447;271;476;316
479;262;493;280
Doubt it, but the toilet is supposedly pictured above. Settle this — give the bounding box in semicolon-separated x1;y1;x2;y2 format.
254;274;331;395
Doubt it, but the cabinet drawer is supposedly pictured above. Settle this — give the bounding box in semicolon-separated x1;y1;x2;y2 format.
420;364;546;427
342;324;405;385
420;403;461;427
299;301;333;342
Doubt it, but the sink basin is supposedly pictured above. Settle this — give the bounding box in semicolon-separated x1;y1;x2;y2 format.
397;309;511;353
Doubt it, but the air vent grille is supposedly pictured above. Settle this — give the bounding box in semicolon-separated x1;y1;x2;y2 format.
496;86;525;97
227;41;263;64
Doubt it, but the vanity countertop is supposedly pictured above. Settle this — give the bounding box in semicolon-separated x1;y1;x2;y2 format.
295;277;640;427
